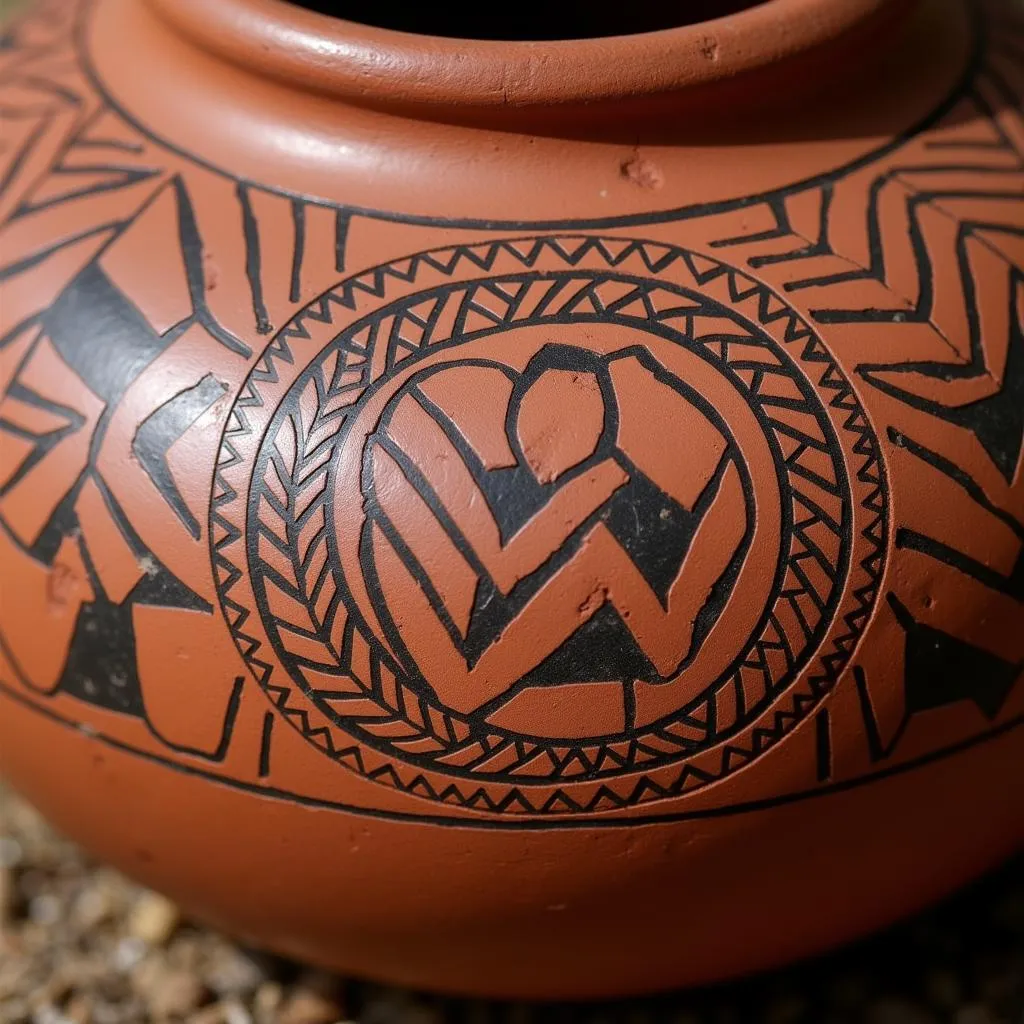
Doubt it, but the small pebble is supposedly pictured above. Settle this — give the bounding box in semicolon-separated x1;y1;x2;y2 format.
205;947;268;997
90;1004;126;1024
0;836;23;869
71;884;115;932
278;988;345;1024
143;966;209;1018
29;894;63;926
252;982;283;1022
189;1004;231;1024
64;995;93;1024
113;936;147;972
222;997;254;1024
33;1005;71;1024
128;892;180;945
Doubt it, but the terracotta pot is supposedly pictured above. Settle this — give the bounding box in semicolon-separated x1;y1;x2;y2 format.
0;0;1022;999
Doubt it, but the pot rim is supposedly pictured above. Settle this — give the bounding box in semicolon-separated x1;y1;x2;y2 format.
145;0;904;113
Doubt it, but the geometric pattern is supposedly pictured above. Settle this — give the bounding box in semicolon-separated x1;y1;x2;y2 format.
854;594;1021;761
709;15;1024;488
0;0;348;744
0;0;1019;826
210;237;888;814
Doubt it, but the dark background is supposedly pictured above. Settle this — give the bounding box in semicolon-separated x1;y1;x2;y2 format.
287;2;765;40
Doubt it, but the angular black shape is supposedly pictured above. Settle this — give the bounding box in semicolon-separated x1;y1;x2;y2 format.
889;594;1020;721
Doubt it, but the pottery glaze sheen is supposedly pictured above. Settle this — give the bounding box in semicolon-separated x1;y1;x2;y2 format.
0;0;1022;998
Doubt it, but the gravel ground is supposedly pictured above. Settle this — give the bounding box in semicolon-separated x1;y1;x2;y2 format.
0;782;1022;1024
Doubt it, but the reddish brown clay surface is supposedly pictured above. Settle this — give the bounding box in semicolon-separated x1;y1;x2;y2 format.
0;0;1022;999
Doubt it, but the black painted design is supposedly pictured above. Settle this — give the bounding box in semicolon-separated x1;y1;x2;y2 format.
334;211;349;273
888;427;1024;600
8;105;162;220
289;199;306;305
888;595;1020;720
704;22;1024;488
146;675;248;761
0;0;1019;820
238;183;273;336
210;236;887;814
58;497;213;712
133;374;228;540
859;264;1024;485
855;596;1022;762
888;427;1024;538
258;711;275;778
172;176;253;359
0;248;227;733
0;379;86;500
896;529;1024;601
42;266;173;403
4;672;1019;830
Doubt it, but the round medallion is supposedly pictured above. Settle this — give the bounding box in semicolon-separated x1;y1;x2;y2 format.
210;236;888;816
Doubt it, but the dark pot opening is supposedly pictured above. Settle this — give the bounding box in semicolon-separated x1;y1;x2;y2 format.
285;1;769;41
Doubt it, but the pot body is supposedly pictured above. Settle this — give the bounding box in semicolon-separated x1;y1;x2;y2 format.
0;0;1022;999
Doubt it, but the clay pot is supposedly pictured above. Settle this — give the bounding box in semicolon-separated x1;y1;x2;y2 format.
0;0;1022;999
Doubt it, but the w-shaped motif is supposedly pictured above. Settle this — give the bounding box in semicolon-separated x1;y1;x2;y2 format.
352;341;749;729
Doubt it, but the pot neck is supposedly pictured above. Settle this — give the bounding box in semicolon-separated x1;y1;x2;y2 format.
145;0;913;128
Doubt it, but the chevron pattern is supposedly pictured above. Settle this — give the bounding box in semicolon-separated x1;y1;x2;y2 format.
0;4;171;341
709;6;1024;489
